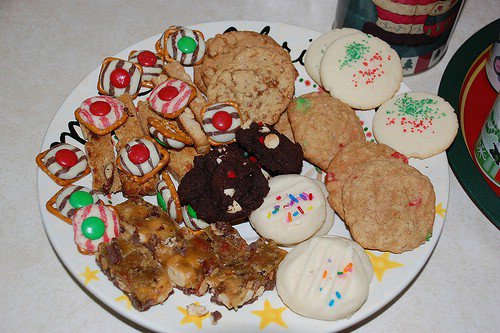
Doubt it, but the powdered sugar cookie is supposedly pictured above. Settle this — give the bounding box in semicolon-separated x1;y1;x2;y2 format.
276;236;373;321
304;28;361;86
320;33;402;110
249;174;326;246
372;92;458;159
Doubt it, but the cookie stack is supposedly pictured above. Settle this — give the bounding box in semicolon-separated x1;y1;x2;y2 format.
194;31;298;124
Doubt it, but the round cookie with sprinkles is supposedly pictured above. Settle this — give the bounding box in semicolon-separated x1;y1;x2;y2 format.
342;160;435;253
325;140;408;220
320;33;402;110
148;78;196;118
236;121;303;175
201;101;242;145
128;50;163;88
276;236;373;321
304;28;361;86
372;92;459;159
156;26;206;66
37;143;90;186
249;174;326;246
148;117;193;149
97;57;143;99
75;95;127;135
178;144;269;224
72;204;120;255
46;185;100;224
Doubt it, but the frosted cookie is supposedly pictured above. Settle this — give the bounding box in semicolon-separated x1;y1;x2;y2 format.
249;174;326;246
72;204;120;255
342;160;435;253
36;143;90;186
75;95;128;135
46;185;100;224
320;33;402;110
304;28;361;86
147;78;197;118
311;180;334;237
128;50;163;88
372;92;459;159
287;92;365;171
97;58;143;99
276;236;373;321
325;141;408;220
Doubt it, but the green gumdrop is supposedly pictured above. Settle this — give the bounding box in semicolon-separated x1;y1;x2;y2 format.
187;204;197;218
177;36;197;54
81;216;106;240
157;191;167;212
70;191;94;208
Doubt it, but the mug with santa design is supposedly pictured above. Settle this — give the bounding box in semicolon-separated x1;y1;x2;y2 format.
334;0;466;75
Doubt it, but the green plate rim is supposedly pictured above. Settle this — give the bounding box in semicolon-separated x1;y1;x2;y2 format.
439;18;500;229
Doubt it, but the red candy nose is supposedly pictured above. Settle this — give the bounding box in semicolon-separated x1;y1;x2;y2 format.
137;50;157;67
89;101;111;116
110;68;131;88
212;111;232;131
128;143;150;164
55;149;78;167
158;86;179;101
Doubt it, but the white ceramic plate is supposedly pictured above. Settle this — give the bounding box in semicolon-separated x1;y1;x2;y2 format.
37;21;449;333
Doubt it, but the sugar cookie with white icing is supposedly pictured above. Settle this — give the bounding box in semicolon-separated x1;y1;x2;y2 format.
372;92;458;159
320;33;402;110
304;28;361;86
276;236;373;321
249;174;326;246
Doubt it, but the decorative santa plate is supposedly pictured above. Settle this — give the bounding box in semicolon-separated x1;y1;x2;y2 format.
37;21;450;332
439;18;500;228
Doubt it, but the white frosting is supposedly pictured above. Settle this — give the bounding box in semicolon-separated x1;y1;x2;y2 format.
78;95;125;130
304;28;361;85
166;28;206;66
43;143;88;180
249;174;326;246
202;102;241;143
148;78;194;117
72;204;120;253
119;139;160;176
55;185;99;218
100;59;142;97
276;236;373;321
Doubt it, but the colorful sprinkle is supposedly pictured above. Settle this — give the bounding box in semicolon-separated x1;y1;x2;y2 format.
328;299;335;307
298;206;304;214
287;212;292;222
336;291;342;299
339;40;370;69
289;194;299;203
322;270;328;279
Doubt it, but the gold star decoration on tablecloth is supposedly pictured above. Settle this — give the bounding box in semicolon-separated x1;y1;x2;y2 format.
79;266;99;285
435;202;446;218
115;295;132;310
366;251;404;282
251;299;288;330
177;302;210;329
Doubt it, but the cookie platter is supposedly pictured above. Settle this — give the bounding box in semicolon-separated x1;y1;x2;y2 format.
37;21;449;332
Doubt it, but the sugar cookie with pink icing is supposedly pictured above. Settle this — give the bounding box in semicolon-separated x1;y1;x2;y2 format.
276;236;373;321
320;33;402;110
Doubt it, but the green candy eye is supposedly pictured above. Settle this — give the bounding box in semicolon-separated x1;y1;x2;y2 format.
177;36;197;54
81;216;105;240
69;191;94;208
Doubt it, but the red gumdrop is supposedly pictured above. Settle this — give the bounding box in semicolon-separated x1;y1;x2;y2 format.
55;149;78;167
89;101;111;116
211;111;232;131
110;68;131;88
137;50;157;67
158;86;179;101
128;143;150;164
